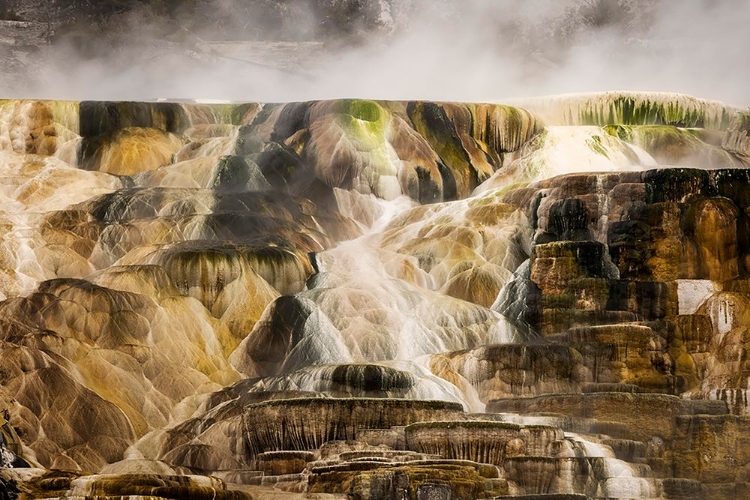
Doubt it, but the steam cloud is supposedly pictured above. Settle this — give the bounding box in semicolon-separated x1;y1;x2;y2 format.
3;0;749;106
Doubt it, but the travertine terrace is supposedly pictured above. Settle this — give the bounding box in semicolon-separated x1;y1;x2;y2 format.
1;93;750;499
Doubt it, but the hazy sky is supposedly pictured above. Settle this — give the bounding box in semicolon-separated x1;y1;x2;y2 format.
7;0;750;106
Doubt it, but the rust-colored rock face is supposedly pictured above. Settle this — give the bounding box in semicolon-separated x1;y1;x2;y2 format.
1;93;750;499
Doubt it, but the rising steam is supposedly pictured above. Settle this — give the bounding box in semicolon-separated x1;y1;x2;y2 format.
2;0;749;106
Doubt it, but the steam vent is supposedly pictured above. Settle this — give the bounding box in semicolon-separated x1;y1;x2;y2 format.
1;92;750;499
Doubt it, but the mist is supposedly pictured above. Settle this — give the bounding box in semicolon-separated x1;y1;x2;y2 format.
2;0;749;106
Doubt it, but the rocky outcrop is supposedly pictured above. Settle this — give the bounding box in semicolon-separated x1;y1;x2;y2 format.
673;415;750;498
0;468;254;500
243;398;465;457
309;459;506;500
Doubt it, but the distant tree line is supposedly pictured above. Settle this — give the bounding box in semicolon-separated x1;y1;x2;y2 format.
3;0;390;39
0;5;23;21
3;0;660;59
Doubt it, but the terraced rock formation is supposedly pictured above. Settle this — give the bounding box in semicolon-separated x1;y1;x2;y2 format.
1;92;749;499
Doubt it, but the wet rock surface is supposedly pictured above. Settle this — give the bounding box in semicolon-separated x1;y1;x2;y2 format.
0;93;749;499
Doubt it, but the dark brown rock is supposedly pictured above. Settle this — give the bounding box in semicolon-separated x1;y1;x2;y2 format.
243;398;465;457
